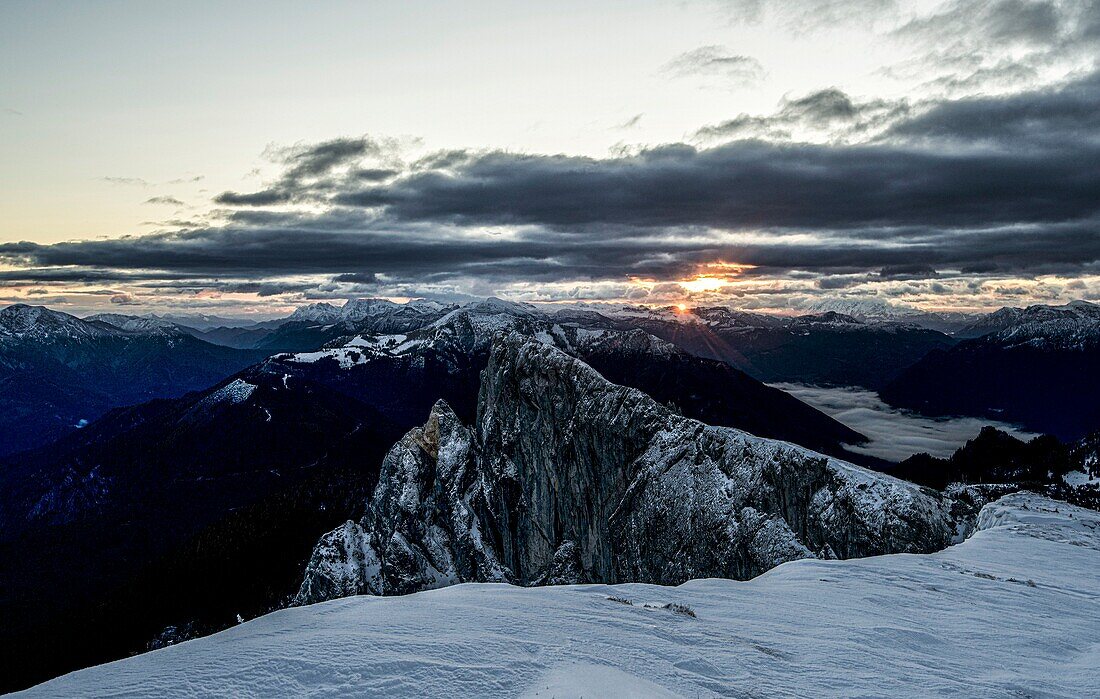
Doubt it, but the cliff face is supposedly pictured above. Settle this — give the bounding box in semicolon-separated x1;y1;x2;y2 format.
297;401;506;603
298;335;952;603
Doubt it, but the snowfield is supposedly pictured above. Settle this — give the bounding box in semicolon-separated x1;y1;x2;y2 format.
17;492;1100;698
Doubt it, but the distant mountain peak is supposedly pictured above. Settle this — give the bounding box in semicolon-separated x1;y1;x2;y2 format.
288;302;343;324
972;301;1100;350
790;311;864;327
340;298;400;321
1;304;115;341
85;313;185;335
287;298;455;326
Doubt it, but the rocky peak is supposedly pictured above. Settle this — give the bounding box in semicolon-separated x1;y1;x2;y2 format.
85;313;185;335
789;311;864;327
340;298;400;322
298;334;953;604
0;304;116;342
288;302;342;324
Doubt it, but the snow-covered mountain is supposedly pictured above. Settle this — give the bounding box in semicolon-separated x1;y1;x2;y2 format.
0;304;266;456
20;492;1098;698
265;302;867;456
287;297;456;325
275;297;955;390
286;302;344;324
84;312;189;335
296;335;951;603
0;310;868;692
882;301;1100;441
958;300;1100;349
1;304;119;342
113;296;958;388
802;297;978;332
611;304;957;389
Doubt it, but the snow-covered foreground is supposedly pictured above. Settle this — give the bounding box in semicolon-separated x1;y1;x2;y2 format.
19;493;1100;698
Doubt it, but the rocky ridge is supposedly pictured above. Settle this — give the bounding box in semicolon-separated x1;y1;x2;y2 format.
296;335;952;604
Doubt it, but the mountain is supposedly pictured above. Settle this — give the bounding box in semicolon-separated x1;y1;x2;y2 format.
0;302;865;691
89;299;459;352
802;298;979;333
892;426;1075;489
262;301;866;456
296;335;951;604
102;298;956;392
96;298;956;391
0;304;268;456
0;367;405;692
287;302;344;324
880;302;1100;441
606;306;957;389
151;312;271;331
208;298;460;352
889;425;1099;509
17;493;1096;699
84;312;188;334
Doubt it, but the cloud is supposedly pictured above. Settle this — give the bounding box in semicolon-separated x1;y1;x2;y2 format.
877;264;938;279
215;136;403;206
894;0;1061;48
214;189;292;206
715;0;899;31
886;0;1100;93
663;46;765;86
885;69;1100;146
102;176;152;187
332;272;379;284
144;196;187;206
695;88;911;141
773;383;1038;460
4;71;1100;309
615;114;644;130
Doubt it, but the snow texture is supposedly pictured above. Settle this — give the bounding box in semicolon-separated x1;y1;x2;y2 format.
18;492;1099;698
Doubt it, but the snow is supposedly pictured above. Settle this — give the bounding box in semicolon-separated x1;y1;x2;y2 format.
19;492;1100;698
205;379;256;405
972;301;1100;350
519;663;680;699
1063;470;1100;487
84;313;181;335
284;345;385;369
1;304;118;342
287;302;342;324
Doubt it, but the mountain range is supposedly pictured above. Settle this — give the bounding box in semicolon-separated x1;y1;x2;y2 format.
0;305;267;456
0;300;866;691
296;335;952;604
3;296;1100;692
881;301;1100;441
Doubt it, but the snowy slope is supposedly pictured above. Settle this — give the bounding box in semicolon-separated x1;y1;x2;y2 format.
0;304;119;342
958;300;1100;349
19;492;1099;698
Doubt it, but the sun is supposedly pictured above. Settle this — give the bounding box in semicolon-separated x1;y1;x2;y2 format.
675;303;688;313
679;276;729;293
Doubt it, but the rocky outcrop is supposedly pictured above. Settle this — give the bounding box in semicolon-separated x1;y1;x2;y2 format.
297;335;953;603
297;401;506;603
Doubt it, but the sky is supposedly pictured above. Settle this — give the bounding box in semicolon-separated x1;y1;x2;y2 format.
1;0;1099;317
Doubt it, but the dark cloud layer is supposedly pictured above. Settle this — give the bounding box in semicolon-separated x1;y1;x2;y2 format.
3;70;1100;296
